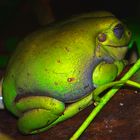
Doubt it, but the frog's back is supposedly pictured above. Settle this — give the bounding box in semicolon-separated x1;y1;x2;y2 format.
3;12;116;103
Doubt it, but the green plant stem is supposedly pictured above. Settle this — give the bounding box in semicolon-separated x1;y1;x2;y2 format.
93;80;140;101
70;59;140;140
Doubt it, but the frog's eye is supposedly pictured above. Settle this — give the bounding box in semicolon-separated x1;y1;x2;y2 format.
113;24;124;39
98;33;106;42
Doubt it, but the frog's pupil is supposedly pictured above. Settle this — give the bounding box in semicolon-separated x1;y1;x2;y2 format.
113;24;124;39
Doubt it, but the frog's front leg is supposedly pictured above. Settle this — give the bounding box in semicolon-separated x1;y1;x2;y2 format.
92;60;126;102
92;61;124;86
15;96;65;134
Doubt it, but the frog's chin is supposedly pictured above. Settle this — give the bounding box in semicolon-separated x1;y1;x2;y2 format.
106;45;128;60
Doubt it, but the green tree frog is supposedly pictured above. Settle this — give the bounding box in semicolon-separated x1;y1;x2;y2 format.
2;11;131;134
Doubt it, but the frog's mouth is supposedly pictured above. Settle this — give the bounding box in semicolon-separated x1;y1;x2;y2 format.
109;45;128;60
103;45;128;60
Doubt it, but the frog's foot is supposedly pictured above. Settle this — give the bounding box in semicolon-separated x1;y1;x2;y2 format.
15;96;65;134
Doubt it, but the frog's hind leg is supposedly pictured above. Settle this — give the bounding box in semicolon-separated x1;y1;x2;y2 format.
15;96;65;134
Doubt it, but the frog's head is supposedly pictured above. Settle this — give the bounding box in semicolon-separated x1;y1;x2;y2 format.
95;17;131;60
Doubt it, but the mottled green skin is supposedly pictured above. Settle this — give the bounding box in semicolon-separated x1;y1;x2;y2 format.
2;11;131;134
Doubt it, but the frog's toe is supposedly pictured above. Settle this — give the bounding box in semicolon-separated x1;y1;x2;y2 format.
93;95;101;106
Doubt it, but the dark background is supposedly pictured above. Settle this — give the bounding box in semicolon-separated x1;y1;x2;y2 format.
0;0;139;55
0;0;140;34
51;0;140;19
